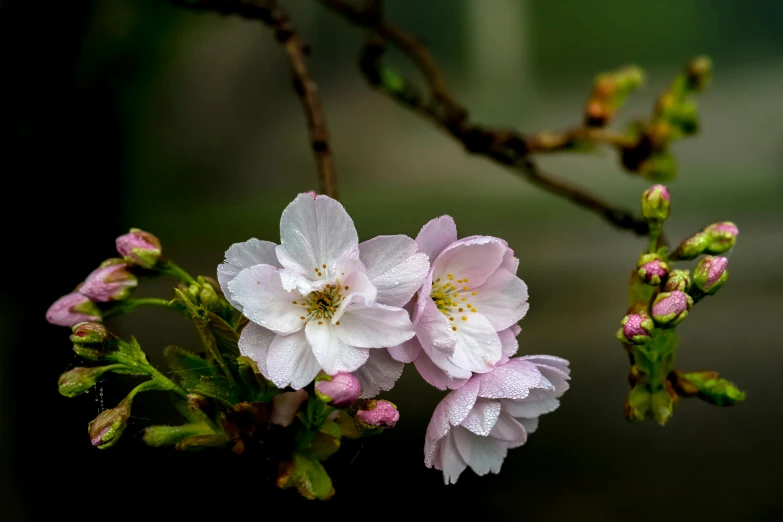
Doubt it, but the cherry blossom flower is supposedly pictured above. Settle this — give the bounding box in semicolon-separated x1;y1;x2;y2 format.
425;354;570;484
389;215;530;389
222;194;428;390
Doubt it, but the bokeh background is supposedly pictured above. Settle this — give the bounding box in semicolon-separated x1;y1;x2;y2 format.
3;0;782;520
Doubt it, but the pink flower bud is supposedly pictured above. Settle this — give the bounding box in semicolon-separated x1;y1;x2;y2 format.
270;389;308;427
617;313;654;344
692;255;729;295
637;256;669;285
663;269;691;293
116;228;162;269
651;291;693;326
46;293;102;327
315;372;362;408
703;221;738;254
355;400;399;429
79;264;137;302
670;232;710;260
641;184;670;222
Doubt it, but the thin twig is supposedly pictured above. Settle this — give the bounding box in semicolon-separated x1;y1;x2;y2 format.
318;0;649;235
172;0;339;199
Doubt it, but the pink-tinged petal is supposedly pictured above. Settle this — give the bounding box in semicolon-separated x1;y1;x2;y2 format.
431;236;507;287
359;235;430;307
413;350;470;390
270;389;308;427
225;238;280;269
448;313;502;373
452;425;508;477
415;215;458;264
46;293;101;327
500;246;520;274
336;304;414;349
305;321;369;374
425;379;480;442
412;272;433;325
277;194;358;275
470;268;529;331
521;354;571;375
227;265;303;335
388;335;422;363
436;431;469;485
517;417;539;434
497;327;520;365
521;356;571;396
332;270;378;321
489;411;528;447
237;322;276;376
415;297;457;354
353;349;405;398
459;398;501;436
278;268;325;294
266;330;321;390
474;358;543;399
501;388;560;418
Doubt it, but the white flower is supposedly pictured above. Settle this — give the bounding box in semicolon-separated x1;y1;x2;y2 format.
425;355;570;484
219;194;428;390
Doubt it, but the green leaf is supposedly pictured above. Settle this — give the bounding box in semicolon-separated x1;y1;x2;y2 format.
280;453;334;500
143;422;215;447
207;311;240;357
680;371;746;406
319;420;341;440
192;375;239;404
164;345;217;389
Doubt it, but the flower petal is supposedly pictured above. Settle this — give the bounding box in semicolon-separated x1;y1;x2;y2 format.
359;235;430;307
501;388;560;418
237;322;276;376
448;312;502;373
431;236;507;287
416;215;457;264
459;398;501;436
353;349;404;398
497;327;520;365
332;270;378;321
305;321;369;374
336;303;414;349
225;238;280;269
227;265;303;335
277;194;358;275
415;297;457;354
388;335;422;363
517;416;539;434
452;425;508;477
437;431;469;485
470;268;529;331
522;356;571;396
474;358;543;399
266;330;321;389
414;349;471;390
425;378;480;442
489;411;528;447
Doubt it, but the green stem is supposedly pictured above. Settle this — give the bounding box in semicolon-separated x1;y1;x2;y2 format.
648;225;661;254
159;261;197;286
105;297;186;319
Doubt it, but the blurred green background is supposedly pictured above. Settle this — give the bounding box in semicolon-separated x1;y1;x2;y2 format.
4;0;783;520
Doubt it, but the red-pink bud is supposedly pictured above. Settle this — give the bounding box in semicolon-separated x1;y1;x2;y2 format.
80;264;137;302
116;228;161;269
315;372;362;408
46;293;102;327
355;399;399;429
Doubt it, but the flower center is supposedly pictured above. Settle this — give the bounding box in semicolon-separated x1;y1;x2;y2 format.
430;273;479;331
294;283;344;325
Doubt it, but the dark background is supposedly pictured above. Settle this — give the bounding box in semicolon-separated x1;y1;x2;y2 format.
3;1;782;520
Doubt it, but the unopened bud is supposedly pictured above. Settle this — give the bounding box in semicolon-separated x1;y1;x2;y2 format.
58;366;113;398
703;221;738;254
663;269;691;293
651;291;693;326
641;184;671;223
685;56;712;92
116;228;161;269
616;313;654;345
637;254;669;285
88;396;132;449
676;371;745;406
70;322;110;344
616;65;644;91
355;399;399;430
46;293;102;327
270;390;308;427
315;372;362;408
670;232;710;260
80;264;137;302
692;255;729;295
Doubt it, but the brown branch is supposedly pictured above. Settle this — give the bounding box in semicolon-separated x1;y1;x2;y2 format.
318;0;649;235
172;0;339;199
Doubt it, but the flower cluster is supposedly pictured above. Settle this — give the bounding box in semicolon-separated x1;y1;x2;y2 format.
46;193;570;496
616;185;744;424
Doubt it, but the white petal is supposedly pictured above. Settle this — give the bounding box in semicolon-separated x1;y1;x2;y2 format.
459;398;501;436
305;321;369;374
237;322;275;376
522;356;571;397
353;349;404;398
359;235;430;307
278;194;358;275
278;268;323;294
225;238;280;269
217;263;243;310
336;304;414;349
497;327;520;364
332;270;378;321
265;330;321;389
415;215;457;264
448;312;502;373
425;378;480;442
388;335;422;363
474;358;543;399
414;297;457;354
489;411;528;447
453;425;508;477
470;268;529;331
227;265;304;335
438;431;469;485
431;236;507;288
517;416;539;434
414;349;471;389
501;388;560;418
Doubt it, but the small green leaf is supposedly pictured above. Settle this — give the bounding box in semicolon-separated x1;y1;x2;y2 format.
680;371;746;406
192;375;239;404
280;453;334;500
307;431;341;462
143;422;215;447
164;345;217;390
319;420;341;440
